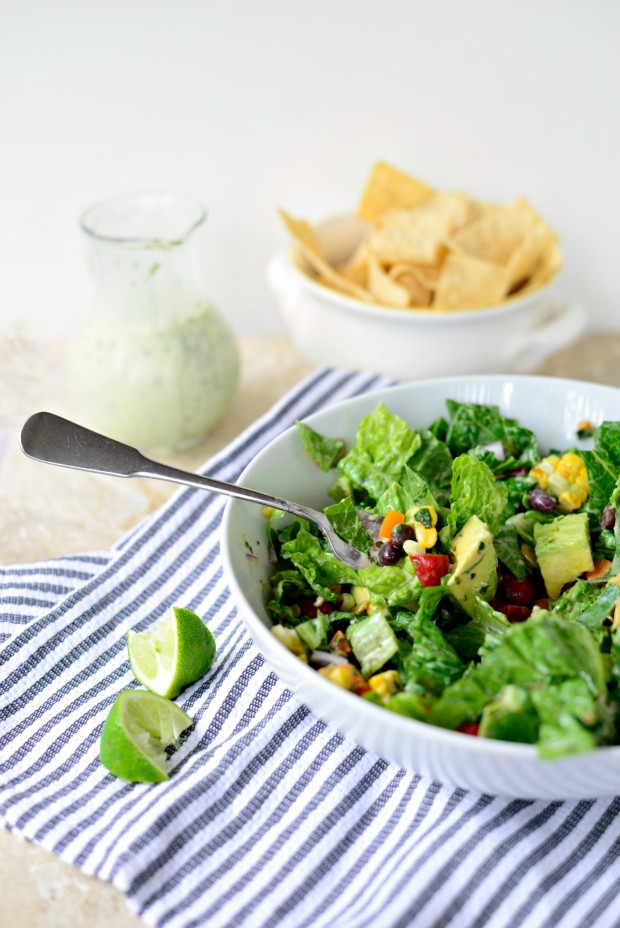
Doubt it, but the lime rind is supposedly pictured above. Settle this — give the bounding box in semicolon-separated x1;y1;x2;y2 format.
127;606;216;699
99;690;192;783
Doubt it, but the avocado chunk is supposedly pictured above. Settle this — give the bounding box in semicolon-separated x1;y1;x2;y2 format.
447;515;498;616
533;512;594;600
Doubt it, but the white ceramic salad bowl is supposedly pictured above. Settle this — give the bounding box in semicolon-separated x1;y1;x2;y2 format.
221;375;620;799
267;214;586;381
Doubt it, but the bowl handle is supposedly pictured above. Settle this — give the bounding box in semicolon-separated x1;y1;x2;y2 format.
505;299;586;373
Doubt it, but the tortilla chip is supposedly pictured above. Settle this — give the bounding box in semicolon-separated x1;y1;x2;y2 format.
516;241;563;296
357;161;435;222
434;253;510;310
336;239;370;287
407;263;441;291
466;200;502;224
367;256;411;308
367;192;471;265
388;264;433;306
507;217;558;289
278;209;322;258
280;209;372;302
278;168;561;310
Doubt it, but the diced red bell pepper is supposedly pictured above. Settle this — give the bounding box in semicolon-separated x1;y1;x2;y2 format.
349;668;371;696
498;574;537;605
457;722;480;736
410;553;451;587
327;630;352;657
491;600;531;623
297;599;333;618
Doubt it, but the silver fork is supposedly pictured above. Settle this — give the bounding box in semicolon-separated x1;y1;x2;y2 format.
20;412;372;570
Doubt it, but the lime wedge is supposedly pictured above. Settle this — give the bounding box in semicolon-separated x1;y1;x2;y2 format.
127;606;216;699
99;689;192;782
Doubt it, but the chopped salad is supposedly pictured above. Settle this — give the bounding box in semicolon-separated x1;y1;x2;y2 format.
266;400;620;759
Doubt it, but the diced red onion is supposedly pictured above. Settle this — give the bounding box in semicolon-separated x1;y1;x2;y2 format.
310;650;349;668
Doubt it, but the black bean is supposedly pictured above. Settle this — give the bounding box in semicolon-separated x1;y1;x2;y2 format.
390;523;416;549
601;504;616;530
527;487;556;513
378;542;402;566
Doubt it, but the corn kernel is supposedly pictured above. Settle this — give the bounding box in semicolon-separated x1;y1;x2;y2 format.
558;488;588;512
407;505;438;527
530;457;558;490
271;624;308;662
557;453;584;480
368;670;401;698
530;452;589;511
413;524;437;548
318;664;356;689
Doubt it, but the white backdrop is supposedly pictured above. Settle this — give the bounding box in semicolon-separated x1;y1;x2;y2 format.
1;0;618;337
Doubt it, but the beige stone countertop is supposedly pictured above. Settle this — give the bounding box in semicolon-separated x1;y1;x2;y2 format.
1;330;620;927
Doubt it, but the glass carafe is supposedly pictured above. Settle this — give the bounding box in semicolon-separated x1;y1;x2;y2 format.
67;193;240;454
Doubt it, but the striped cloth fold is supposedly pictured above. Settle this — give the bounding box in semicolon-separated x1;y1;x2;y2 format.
1;367;620;928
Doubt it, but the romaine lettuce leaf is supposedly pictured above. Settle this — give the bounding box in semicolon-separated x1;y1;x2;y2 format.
493;523;532;579
478;685;539;744
593;421;620;470
358;561;422;608
295;420;346;471
500;474;537;518
550;579;620;632
337;403;422;502
280;528;357;598
416;582;448;624
609;505;620;576
376;465;439;517
269;568;314;609
445;400;538;463
407;430;453;506
549;579;601;620
445;621;488;663
446;454;508;538
347;610;399;677
574;584;620;632
399;612;464;697
531;679;613;759
296;614;331;650
582;420;620;527
506;509;557;546
324;496;372;553
582;446;618;523
426;612;612;756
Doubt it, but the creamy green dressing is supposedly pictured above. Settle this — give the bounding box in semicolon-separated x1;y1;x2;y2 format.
68;303;239;453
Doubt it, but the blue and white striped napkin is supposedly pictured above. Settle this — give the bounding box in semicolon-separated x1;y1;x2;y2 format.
2;368;620;928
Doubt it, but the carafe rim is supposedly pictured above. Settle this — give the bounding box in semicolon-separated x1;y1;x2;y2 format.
80;192;207;247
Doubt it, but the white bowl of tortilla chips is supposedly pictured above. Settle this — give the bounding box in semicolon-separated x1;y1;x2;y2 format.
268;162;585;380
